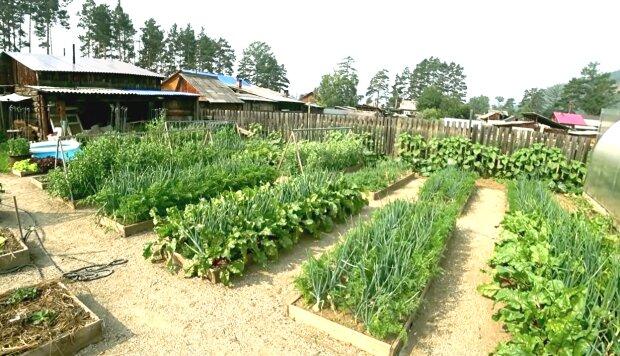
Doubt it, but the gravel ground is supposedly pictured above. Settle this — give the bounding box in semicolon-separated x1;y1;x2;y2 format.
404;186;509;355
0;174;425;355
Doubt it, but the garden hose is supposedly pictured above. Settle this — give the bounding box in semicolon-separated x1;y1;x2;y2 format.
1;203;128;282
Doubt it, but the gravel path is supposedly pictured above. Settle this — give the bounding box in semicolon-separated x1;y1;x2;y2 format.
404;186;509;355
0;174;424;355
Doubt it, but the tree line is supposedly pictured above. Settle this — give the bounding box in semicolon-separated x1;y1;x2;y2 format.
317;57;617;117
0;0;290;92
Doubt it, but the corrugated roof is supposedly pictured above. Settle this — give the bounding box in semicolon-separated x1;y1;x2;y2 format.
236;93;275;102
237;84;303;104
29;86;199;97
178;71;243;103
4;51;163;78
180;69;251;86
552;112;586;126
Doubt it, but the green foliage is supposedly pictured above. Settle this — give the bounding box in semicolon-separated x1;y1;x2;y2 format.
28;309;57;326
280;132;366;173
295;168;476;340
365;69;390;108
398;133;586;192
145;171;367;285
3;287;39;305
137;18;165;73
12;159;38;173
237;41;289;92
519;88;546;114
408;57;467;101
468;95;490;115
0;142;9;172
417;86;470;119
559;62;618;115
317;56;361;107
344;158;409;192
7;138;29;156
479;180;619;355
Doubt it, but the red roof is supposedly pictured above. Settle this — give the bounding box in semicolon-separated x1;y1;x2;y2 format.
552;112;586;126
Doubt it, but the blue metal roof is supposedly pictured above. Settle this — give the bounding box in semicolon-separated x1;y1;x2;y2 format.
180;69;252;86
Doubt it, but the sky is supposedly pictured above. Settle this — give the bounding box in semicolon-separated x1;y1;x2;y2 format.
30;0;620;103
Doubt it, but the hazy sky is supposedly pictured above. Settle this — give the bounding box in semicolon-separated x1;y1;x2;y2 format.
33;0;620;102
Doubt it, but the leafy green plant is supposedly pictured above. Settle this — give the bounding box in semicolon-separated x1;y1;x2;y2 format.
295;168;476;340
397;133;586;192
12;159;38;173
28;309;57;326
479;180;619;355
3;287;39;305
7;138;29;156
145;170;367;285
345;158;409;192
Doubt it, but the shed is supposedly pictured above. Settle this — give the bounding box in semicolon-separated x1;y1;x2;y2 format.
162;70;243;111
552;112;586;127
0;51;198;138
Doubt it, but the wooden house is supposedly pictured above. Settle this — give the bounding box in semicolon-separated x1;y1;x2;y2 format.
162;70;243;111
0;51;198;139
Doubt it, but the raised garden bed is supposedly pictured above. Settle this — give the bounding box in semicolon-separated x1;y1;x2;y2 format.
372;172;416;200
11;169;39;178
30;175;48;190
98;216;154;238
0;228;29;272
0;281;103;355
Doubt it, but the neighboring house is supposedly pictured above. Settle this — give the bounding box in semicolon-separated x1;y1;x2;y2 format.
477;110;509;121
552;112;586;128
232;81;306;112
397;100;417;116
162;70;243;111
0;51;198;138
299;91;317;103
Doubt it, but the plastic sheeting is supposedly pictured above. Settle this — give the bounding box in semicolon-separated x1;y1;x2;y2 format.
585;109;620;223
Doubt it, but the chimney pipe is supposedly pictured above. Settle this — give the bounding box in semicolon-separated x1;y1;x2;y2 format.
238;78;242;89
72;44;76;65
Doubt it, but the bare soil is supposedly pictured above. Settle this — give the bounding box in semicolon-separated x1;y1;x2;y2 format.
404;187;509;355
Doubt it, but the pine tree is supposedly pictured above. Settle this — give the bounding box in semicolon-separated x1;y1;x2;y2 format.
77;0;96;57
238;41;289;91
161;24;180;74
213;38;235;75
111;0;135;62
89;4;113;58
196;29;217;72
137;18;164;73
407;57;467;101
32;0;71;54
0;0;28;51
317;56;360;107
388;67;410;108
365;69;390;108
178;24;196;70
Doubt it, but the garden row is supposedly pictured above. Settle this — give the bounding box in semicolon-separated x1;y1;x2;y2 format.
398;133;587;193
479;180;619;354
43;123;370;229
292;168;477;354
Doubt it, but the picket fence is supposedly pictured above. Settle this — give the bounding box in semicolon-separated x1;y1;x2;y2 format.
201;110;594;163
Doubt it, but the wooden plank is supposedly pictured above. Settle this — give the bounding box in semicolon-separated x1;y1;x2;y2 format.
29;176;47;190
372;172;417;200
98;216;154;238
0;234;29;272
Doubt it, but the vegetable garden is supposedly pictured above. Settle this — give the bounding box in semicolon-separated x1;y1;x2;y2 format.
2;119;615;355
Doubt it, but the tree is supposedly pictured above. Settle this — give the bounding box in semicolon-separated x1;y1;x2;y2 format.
238;41;289;92
388;67;411;108
542;84;564;117
0;0;30;51
407;57;467;101
519;88;546;113
178;24;196;70
77;0;96;56
32;0;71;54
468;95;490;115
161;24;180;74
213;38;235;75
417;86;470;119
316;56;361;107
110;0;135;62
365;69;390;108
137;18;164;73
89;4;113;58
559;62;618;115
503;98;516;115
196;29;217;72
417;86;444;111
492;96;505;109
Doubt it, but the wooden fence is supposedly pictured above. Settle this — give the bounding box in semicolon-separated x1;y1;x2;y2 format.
201;110;594;163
